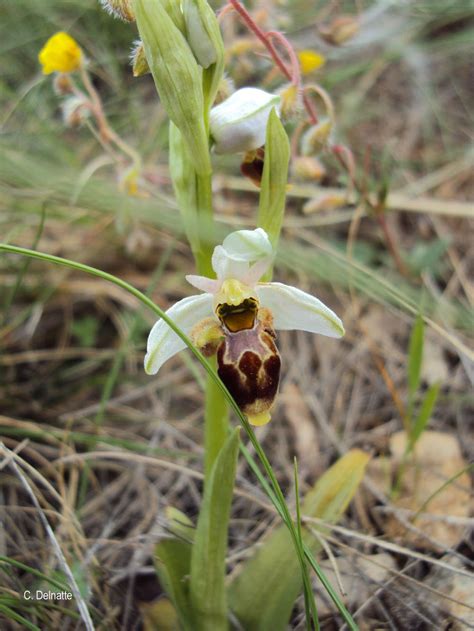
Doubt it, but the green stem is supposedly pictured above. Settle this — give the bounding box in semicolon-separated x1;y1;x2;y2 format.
194;170;215;279
194;172;230;480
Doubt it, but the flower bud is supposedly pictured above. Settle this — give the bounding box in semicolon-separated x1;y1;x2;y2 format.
278;83;302;121
53;73;73;96
99;0;134;22
182;0;225;108
210;88;280;154
134;0;211;175
213;74;235;105
61;95;89;128
292;156;326;181
303;193;347;214
319;15;359;46
182;0;218;68
130;40;150;77
301;117;332;155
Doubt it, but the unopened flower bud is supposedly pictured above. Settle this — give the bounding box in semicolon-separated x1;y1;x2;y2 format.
130;40;149;77
61;95;89;127
182;0;217;68
292;156;326;181
301;117;333;155
213;74;235;105
182;0;225;108
53;73;73;96
278;83;302;121
303;193;347;214
319;15;359;46
210;87;280;154
99;0;134;22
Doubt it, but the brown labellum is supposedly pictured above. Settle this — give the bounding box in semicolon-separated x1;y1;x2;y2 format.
240;148;265;188
217;319;281;418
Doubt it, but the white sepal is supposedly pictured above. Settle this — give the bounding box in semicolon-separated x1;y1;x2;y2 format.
256;282;344;338
144;293;214;374
222;227;273;261
210;88;281;154
212;228;273;282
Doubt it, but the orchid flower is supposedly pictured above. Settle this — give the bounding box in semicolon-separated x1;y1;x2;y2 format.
145;228;344;426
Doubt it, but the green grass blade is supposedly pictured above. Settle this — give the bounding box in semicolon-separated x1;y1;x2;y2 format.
409;382;441;451
294;459;319;631
408;314;425;414
0;555;70;593
0;603;41;631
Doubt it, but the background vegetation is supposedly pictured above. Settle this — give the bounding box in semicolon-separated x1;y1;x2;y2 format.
1;0;473;628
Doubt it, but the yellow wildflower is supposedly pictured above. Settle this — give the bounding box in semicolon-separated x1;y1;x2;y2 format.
298;50;326;75
38;32;83;75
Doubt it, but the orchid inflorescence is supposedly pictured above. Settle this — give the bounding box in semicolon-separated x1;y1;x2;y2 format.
145;228;344;426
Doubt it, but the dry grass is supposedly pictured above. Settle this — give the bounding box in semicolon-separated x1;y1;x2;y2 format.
1;0;473;629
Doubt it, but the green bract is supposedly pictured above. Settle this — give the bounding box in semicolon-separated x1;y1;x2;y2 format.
133;0;211;175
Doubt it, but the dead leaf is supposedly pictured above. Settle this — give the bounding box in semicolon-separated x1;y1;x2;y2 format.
426;555;474;628
315;553;397;615
369;431;472;550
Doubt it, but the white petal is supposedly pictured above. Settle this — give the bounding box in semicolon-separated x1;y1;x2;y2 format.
212;228;273;282
186;274;220;294
256;282;344;338
144;293;214;375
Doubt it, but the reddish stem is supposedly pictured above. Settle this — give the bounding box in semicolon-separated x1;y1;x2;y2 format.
227;0;318;123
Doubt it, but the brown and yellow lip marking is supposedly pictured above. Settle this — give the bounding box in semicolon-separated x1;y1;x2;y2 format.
216;298;258;333
216;319;281;421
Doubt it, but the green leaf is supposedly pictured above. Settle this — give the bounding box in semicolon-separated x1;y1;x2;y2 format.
190;427;240;630
154;538;194;631
257;108;290;277
409;382;440;451
408;314;424;406
228;450;369;631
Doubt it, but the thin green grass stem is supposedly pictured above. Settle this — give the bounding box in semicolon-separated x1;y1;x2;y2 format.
204;356;229;479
